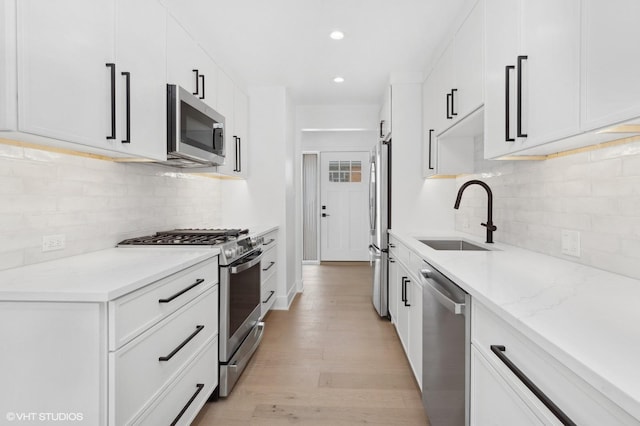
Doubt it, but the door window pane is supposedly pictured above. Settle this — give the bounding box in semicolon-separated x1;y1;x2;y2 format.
328;160;361;182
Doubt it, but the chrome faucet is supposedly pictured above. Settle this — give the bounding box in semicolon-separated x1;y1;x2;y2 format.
454;180;497;243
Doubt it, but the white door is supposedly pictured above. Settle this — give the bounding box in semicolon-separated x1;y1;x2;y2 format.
320;152;370;261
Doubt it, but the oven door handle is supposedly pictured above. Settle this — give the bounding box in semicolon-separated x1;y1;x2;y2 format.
229;253;263;274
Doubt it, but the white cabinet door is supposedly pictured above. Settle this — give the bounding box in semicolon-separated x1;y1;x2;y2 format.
17;0;115;148
471;346;545;425
435;43;455;132
166;15;218;110
1;0;16;131
520;0;580;146
407;279;422;389
115;0;166;160
219;86;249;178
422;71;438;178
484;0;580;159
581;0;640;131
388;255;398;322
452;0;484;122
484;0;521;159
215;70;237;175
396;269;410;355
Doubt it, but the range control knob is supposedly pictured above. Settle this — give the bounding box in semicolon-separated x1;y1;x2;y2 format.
224;247;236;259
250;237;258;247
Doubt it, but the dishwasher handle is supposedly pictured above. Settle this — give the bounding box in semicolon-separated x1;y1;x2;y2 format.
421;269;465;315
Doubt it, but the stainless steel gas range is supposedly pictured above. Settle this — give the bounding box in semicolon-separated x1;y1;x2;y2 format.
118;228;265;397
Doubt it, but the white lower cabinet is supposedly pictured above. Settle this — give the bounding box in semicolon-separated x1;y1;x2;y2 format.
259;229;278;317
471;300;638;425
388;236;422;389
0;255;219;425
471;346;545;425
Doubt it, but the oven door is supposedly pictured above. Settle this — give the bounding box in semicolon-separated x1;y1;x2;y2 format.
219;250;262;362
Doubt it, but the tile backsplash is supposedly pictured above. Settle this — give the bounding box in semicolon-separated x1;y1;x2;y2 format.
454;137;640;280
0;144;222;271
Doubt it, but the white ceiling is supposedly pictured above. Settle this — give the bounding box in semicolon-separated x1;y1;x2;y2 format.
166;0;469;106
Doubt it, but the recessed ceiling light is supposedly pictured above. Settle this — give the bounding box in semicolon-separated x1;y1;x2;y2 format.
330;30;344;40
333;77;345;83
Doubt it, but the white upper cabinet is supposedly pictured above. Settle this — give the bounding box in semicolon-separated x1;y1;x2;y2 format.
379;86;392;139
215;72;248;178
15;0;167;160
166;15;218;111
434;0;484;135
17;0;115;148
115;0;167;160
1;0;17;131
484;0;581;159
581;0;640;131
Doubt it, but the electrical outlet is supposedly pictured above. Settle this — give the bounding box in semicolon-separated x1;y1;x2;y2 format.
561;230;580;257
42;234;66;252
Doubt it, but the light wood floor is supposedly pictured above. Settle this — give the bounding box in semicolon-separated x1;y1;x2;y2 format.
193;262;428;425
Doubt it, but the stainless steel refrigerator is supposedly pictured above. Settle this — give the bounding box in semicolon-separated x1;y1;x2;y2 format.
369;138;391;317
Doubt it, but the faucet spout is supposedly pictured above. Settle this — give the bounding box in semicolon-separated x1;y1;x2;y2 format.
453;180;496;243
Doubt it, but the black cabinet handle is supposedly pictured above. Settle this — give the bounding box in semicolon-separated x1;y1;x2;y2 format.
158;279;205;303
379;120;385;138
446;93;452;119
451;89;458;116
192;69;199;96
490;345;576;426
199;74;205;100
170;383;205;426
401;277;407;302
232;136;239;172
517;55;528;138
428;129;434;170
263;238;275;246
404;279;411;307
505;65;515;142
262;290;275;304
159;325;205;362
106;63;116;140
389;258;395;263
262;261;275;271
121;71;131;144
237;137;242;172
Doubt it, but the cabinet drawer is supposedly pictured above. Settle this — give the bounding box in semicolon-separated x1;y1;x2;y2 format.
260;230;278;250
110;287;218;426
261;245;277;282
261;271;277;318
109;257;218;350
472;302;637;425
134;336;218;426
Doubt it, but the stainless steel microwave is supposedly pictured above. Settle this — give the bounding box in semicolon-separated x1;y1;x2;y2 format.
165;84;225;167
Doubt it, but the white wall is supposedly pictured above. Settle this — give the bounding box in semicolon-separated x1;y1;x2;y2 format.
390;82;456;233
454;137;640;280
297;105;379;131
0;143;222;271
220;86;298;308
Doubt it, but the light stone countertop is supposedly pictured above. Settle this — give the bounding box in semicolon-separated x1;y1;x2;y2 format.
389;229;640;421
0;247;219;302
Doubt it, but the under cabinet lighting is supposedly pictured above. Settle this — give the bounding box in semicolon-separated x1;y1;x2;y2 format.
333;76;344;83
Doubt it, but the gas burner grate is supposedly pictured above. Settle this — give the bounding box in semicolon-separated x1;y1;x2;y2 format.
117;228;249;246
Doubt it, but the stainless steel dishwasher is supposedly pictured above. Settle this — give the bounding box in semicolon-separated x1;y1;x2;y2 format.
421;261;470;426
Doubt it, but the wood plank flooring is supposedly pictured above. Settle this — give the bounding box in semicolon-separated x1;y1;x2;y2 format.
193;262;428;425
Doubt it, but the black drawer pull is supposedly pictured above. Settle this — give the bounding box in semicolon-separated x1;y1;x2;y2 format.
263;238;275;246
404;279;411;307
490;345;576;426
199;74;205;100
192;69;199;96
401;277;407;303
170;383;204;426
262;290;275;304
159;325;205;362
262;261;275;272
158;279;205;303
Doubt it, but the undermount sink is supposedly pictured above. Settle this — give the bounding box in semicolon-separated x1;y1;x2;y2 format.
419;239;489;251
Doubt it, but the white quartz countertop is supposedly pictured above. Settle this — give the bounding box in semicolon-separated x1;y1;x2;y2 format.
389;230;640;420
0;248;219;302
